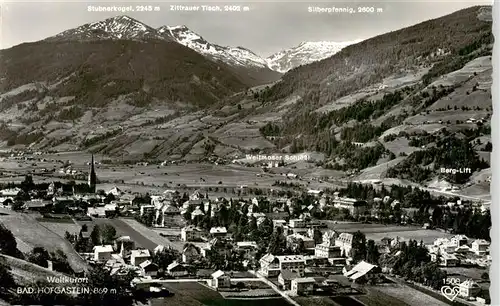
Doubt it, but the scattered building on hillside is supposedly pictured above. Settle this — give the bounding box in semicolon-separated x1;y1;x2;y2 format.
450;235;469;247
333;197;367;217
440;253;459;267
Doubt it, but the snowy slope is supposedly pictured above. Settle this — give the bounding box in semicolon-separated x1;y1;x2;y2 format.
46;15;168;42
266;40;362;73
45;15;361;75
158;25;268;69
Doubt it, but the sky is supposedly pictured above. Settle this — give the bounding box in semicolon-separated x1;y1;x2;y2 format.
0;0;492;57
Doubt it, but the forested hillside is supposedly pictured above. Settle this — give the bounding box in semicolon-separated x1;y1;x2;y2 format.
257;6;492;107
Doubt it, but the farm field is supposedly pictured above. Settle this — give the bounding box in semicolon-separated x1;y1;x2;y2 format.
94;162;314;191
75;218;169;250
38;219;81;237
325;222;453;244
355;288;410;306
154;282;289;306
118;218;182;251
0;253;67;285
443;266;490;281
0;151;313;193
219;289;278;298
0;209;89;272
370;283;448;306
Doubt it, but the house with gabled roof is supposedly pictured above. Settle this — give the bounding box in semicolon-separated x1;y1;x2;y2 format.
209;226;227;237
93;245;113;262
278;269;300;290
291;277;315;295
208;270;230;289
181;225;203;242
139;260;158;277
167;261;188;277
343;261;381;283
182;244;200;263
259;253;280;277
131;249;151;266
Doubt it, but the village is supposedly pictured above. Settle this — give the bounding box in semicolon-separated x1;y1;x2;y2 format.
0;154;492;305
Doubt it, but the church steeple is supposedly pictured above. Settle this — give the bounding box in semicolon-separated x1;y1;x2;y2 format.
88;154;97;193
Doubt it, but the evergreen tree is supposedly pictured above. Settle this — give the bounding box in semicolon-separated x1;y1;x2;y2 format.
351;231;367;263
366;239;380;264
0;224;21;257
90;225;101;245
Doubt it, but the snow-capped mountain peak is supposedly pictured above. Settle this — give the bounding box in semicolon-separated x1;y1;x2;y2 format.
44;15;362;75
47;15;168;42
266;40;363;73
157;25;268;68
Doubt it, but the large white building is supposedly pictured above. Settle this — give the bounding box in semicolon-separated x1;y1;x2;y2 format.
291;277;315;295
131;249;151;266
471;239;490;256
93;245;113;262
286;234;315;250
333;198;367;217
275;255;306;276
289;219;306;228
181;226;203;242
315;231;341;258
209;270;231;289
259;254;281;277
335;233;354;257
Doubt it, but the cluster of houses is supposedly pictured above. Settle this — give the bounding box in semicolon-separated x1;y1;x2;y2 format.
256;226;381;296
427;235;491;267
89;233;239;292
91;237;159;277
0;166;492;301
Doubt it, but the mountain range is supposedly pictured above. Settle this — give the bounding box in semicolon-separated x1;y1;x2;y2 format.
0;6;493;196
44;15;357;75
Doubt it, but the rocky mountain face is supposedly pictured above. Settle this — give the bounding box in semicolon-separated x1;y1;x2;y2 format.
45;15;169;42
157;25;282;85
42;15;359;81
158;25;268;69
0;6;493;192
266;40;362;73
